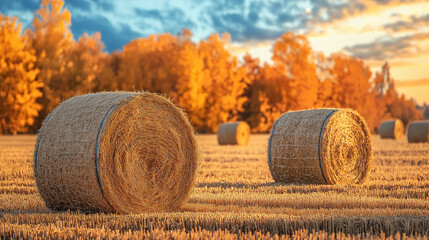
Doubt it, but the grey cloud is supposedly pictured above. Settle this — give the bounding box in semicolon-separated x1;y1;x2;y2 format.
134;8;196;34
71;14;141;52
384;14;429;32
67;0;114;12
202;0;305;42
310;0;367;23
344;33;429;60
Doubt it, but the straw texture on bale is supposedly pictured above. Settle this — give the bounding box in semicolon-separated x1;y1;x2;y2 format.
379;119;404;140
217;121;251;146
34;92;199;213
268;108;373;185
407;120;429;143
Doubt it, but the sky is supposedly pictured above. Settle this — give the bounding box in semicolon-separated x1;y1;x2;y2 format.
0;0;428;104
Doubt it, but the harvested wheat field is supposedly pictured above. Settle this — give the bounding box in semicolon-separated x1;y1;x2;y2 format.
0;134;428;239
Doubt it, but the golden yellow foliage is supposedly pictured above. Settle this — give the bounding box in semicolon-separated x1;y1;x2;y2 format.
198;33;249;132
59;33;105;99
26;0;73;129
272;32;319;110
0;15;42;135
0;0;417;135
111;30;248;132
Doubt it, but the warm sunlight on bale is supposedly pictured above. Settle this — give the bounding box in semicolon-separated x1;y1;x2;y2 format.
217;121;251;146
407;120;429;143
34;92;199;213
379;119;404;140
268;109;373;185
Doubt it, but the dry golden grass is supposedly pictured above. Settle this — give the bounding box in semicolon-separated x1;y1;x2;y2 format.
0;134;428;239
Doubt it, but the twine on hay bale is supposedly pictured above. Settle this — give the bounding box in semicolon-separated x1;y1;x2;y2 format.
217;121;251;146
34;92;199;213
268;108;373;185
407;120;429;143
379;119;404;140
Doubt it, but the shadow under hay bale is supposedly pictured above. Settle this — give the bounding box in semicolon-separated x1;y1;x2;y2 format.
407;120;429;143
268;108;373;185
34;92;199;214
217;121;250;146
379;119;404;140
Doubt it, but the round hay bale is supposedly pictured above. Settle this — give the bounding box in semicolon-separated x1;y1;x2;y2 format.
407;120;429;143
268;108;373;185
379;119;404;140
34;92;199;213
217;121;250;146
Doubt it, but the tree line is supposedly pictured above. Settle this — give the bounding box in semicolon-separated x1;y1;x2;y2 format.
0;0;423;134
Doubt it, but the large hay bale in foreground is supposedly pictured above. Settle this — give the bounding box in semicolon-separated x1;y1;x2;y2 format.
268;109;373;185
407;120;429;143
379;119;404;140
217;121;250;145
34;92;199;213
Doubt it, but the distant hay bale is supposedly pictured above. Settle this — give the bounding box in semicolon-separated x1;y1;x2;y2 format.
268;108;373;185
407;120;429;143
217;121;250;146
379;119;404;140
34;92;199;213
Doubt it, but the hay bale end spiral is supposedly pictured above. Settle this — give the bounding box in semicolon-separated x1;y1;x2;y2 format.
34;92;199;213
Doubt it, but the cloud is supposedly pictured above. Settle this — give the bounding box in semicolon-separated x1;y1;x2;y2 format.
200;0;306;42
134;8;196;35
344;33;429;60
310;0;367;23
71;14;141;52
67;0;114;12
2;0;428;54
384;14;429;32
197;0;407;43
209;12;286;41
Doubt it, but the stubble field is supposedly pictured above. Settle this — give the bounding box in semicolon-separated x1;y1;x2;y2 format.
0;134;428;239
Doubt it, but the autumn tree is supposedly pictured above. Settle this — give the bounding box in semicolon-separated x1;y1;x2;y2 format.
0;15;42;134
198;33;248;132
117;31;248;132
387;95;422;127
94;51;121;91
241;32;319;132
27;0;73;129
172;30;207;129
314;52;339;108
374;62;422;127
328;53;382;131
117;33;178;92
271;32;319;110
241;54;264;130
60;33;105;99
116;30;208;129
241;54;285;132
329;53;374;110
